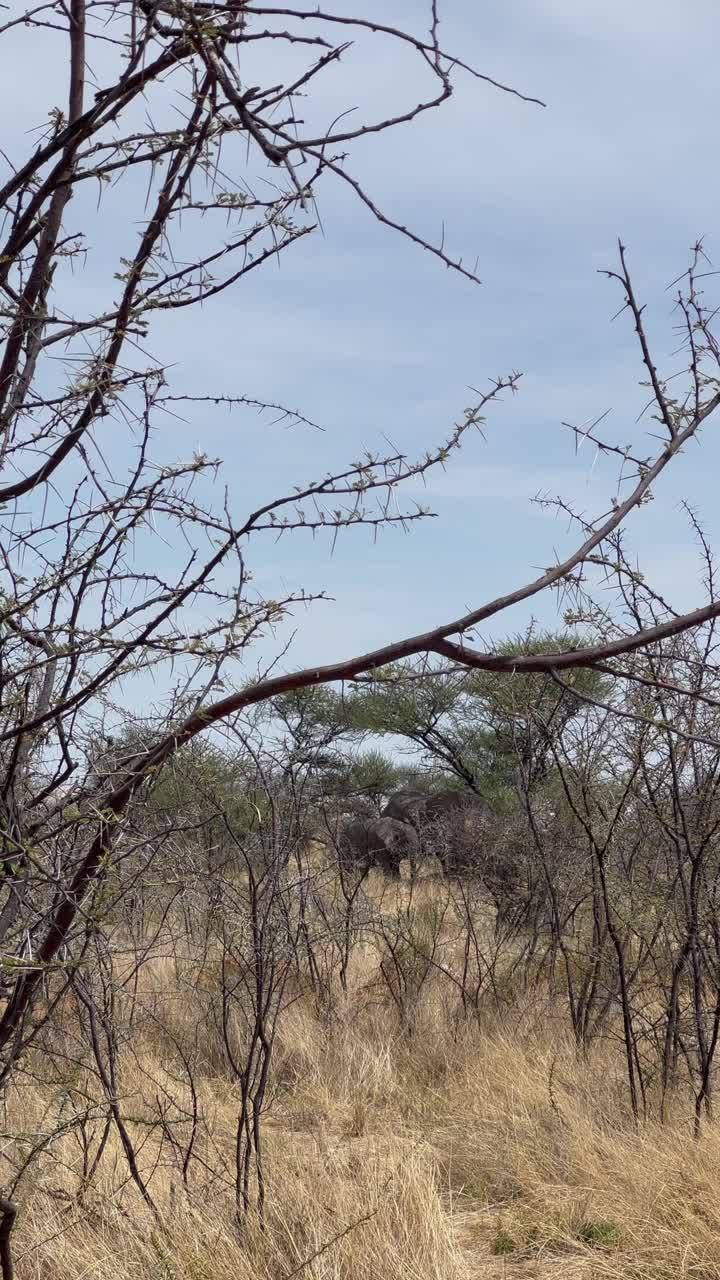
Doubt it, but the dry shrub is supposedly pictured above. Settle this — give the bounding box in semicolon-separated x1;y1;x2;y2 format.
433;1028;720;1278
17;1130;456;1280
9;883;720;1280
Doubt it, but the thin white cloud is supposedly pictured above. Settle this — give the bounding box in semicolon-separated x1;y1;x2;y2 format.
410;461;600;502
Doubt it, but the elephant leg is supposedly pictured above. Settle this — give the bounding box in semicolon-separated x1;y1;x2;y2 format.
376;850;402;878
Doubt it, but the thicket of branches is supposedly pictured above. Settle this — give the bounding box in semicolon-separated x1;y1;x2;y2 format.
3;1;720;1275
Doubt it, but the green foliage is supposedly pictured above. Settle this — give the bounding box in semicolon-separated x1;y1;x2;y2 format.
95;726;265;839
465;629;608;789
466;630;606;718
339;664;460;739
156;748;270;841
336;749;408;806
308;630;608;807
273;686;348;743
459;1174;489;1201
150;1233;179;1279
491;1227;517;1255
578;1219;621;1249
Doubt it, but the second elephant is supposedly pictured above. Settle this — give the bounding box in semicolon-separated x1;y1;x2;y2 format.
341;815;420;877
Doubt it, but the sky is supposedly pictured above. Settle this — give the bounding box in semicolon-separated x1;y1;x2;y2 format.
4;0;720;696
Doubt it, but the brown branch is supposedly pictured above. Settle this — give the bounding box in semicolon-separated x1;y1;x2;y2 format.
246;7;547;107
0;76;214;504
431;600;720;675
602;241;676;440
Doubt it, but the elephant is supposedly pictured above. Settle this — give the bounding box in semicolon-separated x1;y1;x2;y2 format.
381;790;431;826
381;788;491;876
340;815;420;878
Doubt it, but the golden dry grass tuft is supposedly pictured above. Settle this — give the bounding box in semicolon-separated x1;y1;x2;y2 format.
6;880;720;1280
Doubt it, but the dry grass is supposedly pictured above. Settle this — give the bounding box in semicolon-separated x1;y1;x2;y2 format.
6;879;720;1280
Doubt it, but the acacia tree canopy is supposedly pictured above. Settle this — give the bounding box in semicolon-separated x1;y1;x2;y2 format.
308;634;608;806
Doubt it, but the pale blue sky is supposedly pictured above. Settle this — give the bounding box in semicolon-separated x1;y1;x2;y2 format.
5;0;720;689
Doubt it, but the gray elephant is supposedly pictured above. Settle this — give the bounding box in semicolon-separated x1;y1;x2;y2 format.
381;788;490;875
340;815;420;878
381;790;431;826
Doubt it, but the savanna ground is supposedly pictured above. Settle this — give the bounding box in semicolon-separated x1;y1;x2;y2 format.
5;853;720;1280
